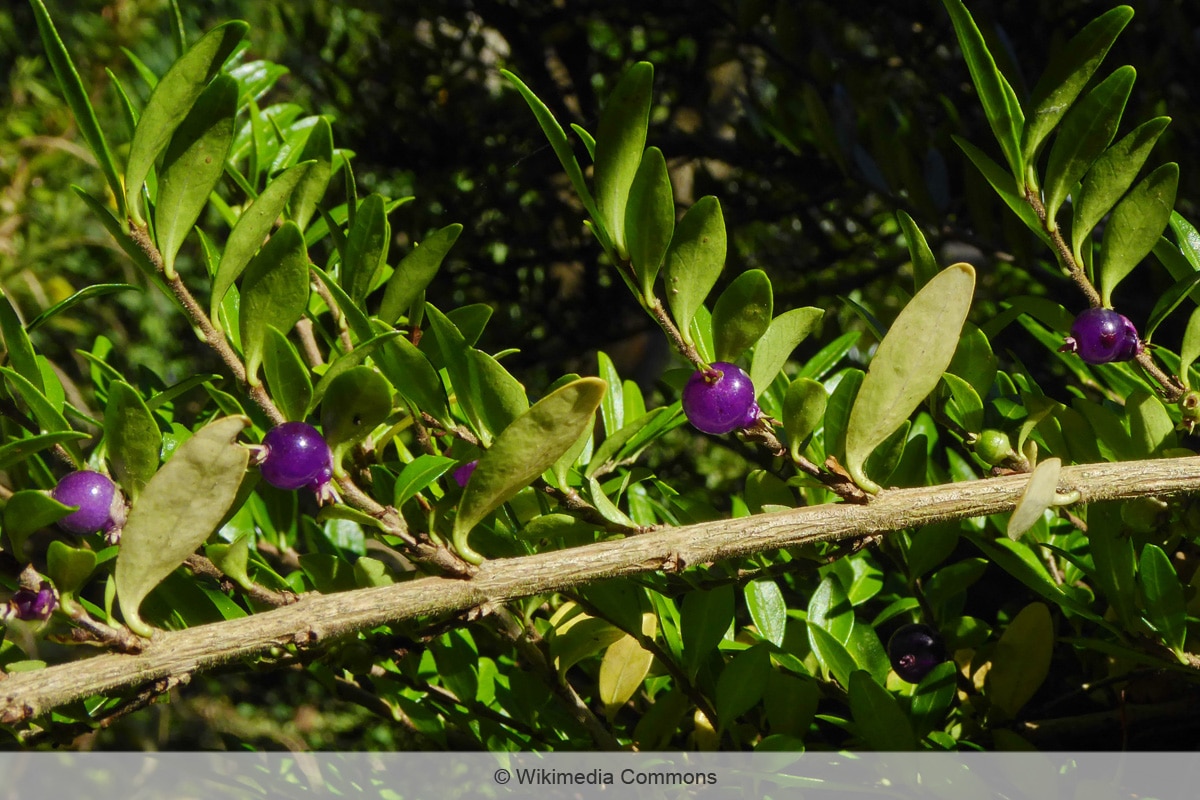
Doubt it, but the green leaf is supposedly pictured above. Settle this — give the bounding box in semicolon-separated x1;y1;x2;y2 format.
897;210;939;291
0;367;81;465
808;573;854;644
715;644;771;731
104;381;162;502
1022;6;1134;165
594;62;653;258
26;284;140;332
807;623;858;687
206;533;254;592
625;146;674;298
845;263;975;493
680;584;734;679
968;534;1099;621
308;330;402;412
1042;66;1135;225
712;269;773;363
72;187;176;302
154;73;237;278
953;136;1050;246
451;378;605;564
782;377;827;460
3;490;73;556
211;161;314;326
848;670;917;751
822;368;864;466
745;579;787;648
290;117;333;231
1128;390;1174;457
986;602;1054;719
125;21;248;224
239;221;310;386
940;372;984;433
371;323;450;422
1140;543;1187;653
319;365;392;449
1007;457;1061;540
1097;163;1179;306
1179;307;1200;389
940;0;1025;180
910;661;959;737
115;416;250;638
467;349;530;440
749;307;824;399
342;193;389;306
1072;117;1170;263
29;0;126;220
46;540;97;605
0;431;89;471
378;224;462;325
0;292;43;394
263;327;313;422
393;454;457;508
663;196;726;346
599;613;656;722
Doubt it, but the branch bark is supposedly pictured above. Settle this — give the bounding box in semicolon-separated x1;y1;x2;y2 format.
4;455;1200;723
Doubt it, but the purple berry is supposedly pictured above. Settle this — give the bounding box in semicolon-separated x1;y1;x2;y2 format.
1059;308;1143;365
452;460;478;488
5;581;57;621
259;422;334;493
682;362;759;435
888;623;947;683
51;470;123;536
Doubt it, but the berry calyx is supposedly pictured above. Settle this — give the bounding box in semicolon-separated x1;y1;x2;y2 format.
887;622;947;683
51;470;125;538
3;581;57;622
257;422;335;501
452;460;479;488
682;362;759;435
1059;307;1143;365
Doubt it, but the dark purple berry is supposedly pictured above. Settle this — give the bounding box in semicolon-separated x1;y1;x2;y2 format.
888;623;947;683
682;362;759;435
51;470;123;536
453;460;478;488
1059;308;1143;365
259;422;334;493
5;581;57;621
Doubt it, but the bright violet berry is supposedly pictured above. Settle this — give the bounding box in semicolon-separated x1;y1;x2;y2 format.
452;460;479;488
1059;307;1143;365
4;581;58;622
888;623;947;683
258;422;334;498
682;362;759;435
51;470;125;537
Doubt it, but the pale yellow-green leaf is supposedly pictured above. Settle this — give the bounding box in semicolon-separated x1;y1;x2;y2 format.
986;602;1054;719
1007;457;1062;540
598;611;657;722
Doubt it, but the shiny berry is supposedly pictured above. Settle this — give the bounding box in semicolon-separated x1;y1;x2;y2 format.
973;429;1015;466
1059;308;1143;365
259;422;334;492
51;470;123;536
452;460;478;488
682;362;759;434
887;623;947;683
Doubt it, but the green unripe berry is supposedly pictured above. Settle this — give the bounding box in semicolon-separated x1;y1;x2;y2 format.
973;429;1015;466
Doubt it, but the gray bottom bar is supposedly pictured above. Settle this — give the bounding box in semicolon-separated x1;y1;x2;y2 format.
0;751;1196;799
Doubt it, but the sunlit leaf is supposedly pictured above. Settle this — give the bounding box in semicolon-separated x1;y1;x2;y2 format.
239;221;310;386
379;224;462;325
594;62;653;258
342;193;389;306
663;196;726;346
745;579;787;647
897;210;939;291
319;365;392;449
263;326;313;422
749;306;824;398
1007;457;1061;540
625;146;674;298
712;269;773;363
1097;163;1179;306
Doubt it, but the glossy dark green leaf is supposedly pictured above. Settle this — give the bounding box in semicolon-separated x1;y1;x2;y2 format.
941;372;984;433
807;623;857;687
1144;268;1200;342
782;377;826;460
311;265;372;343
289;117;333;231
155;73;237;278
808;573;854;645
104;380;161;501
206;533;253;592
596;352;624;437
1072;117;1170;263
378;224;462;325
897;210;939;291
968;534;1099;621
986;602;1054;719
1139;543;1187;653
342;194;389;305
846;263;975;493
211;161;313;326
320;365;393;449
1042;66;1135;225
1022;6;1134;164
1128;390;1174;457
3;490;73;555
910;661;958;737
393;454;457;508
712;269;773;362
46;540;97;606
625;146;674;298
823;368;864;466
1179;307;1200;389
115;416;250;637
941;0;1025;180
0;292;43;394
740;581;787;654
953;137;1051;246
263;327;313;422
0;367;81;466
125;21;247;224
1007;457;1061;540
1097;163;1179;306
715;644;771;731
849;670;917;750
468;349;530;439
371;322;450;422
749;306;824;398
239;221;310;386
26;284;140;332
680;584;734;679
29;0;126;220
663;196;726;346
451;378;605;563
594;62;653;257
797;331;860;381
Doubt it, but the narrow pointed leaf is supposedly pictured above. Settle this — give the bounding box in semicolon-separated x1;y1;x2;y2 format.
155;73;238;277
712;269;773;363
372;323;450;422
239;221;310;385
467;349;529;438
1097;163;1179;306
748;307;823;397
104;381;162;502
0;293;44;394
845;263;975;493
953;136;1051;246
1139;543;1186;652
290;118;333;231
263;326;313;422
308;330;401;412
27;284;140;332
0;432;89;471
452;378;606;564
211;161;313;325
625;147;674;297
897;210;939;291
1007;457;1061;540
663;196;726;345
4;490;73;553
594;62;653;257
715;645;771;731
0;367;80;464
311;265;372;343
342;193;389;305
849;670;917;751
115;416;250;638
125;21;248;224
1072;117;1170;261
393;454;457;508
1042;66;1135;225
379;223;462;324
